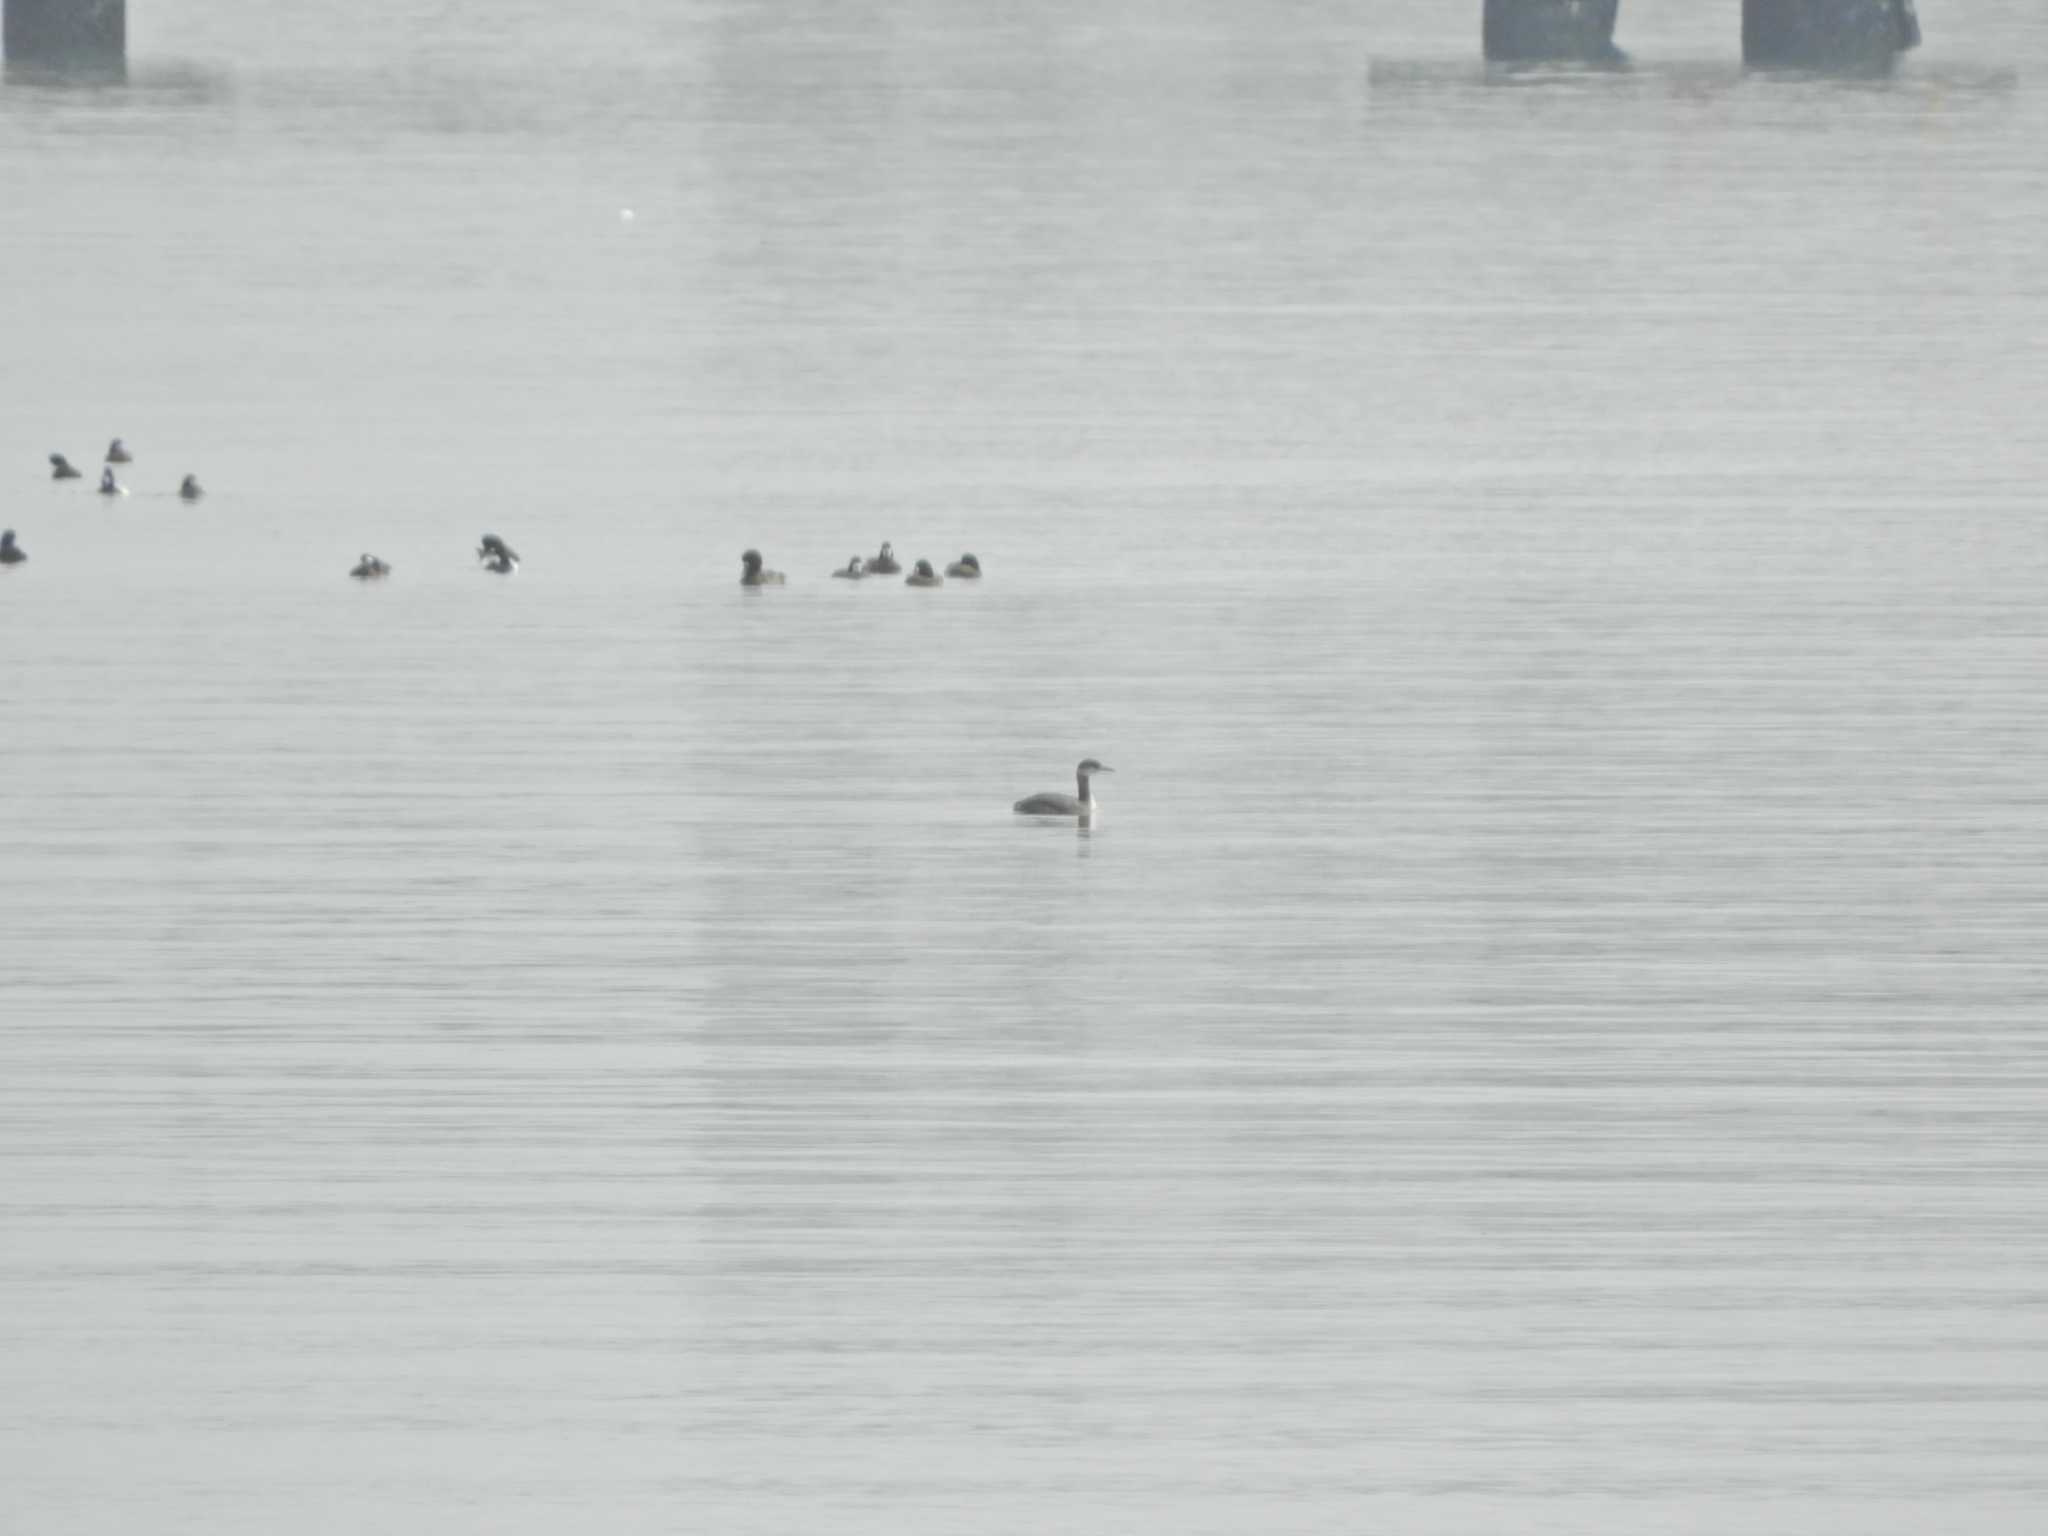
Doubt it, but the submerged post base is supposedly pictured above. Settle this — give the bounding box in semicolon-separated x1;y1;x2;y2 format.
4;0;125;70
1483;0;1624;64
1743;0;1920;70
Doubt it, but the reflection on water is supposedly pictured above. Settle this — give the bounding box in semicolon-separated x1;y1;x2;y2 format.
2;1;2046;1532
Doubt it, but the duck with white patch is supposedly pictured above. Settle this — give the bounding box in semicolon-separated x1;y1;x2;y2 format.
740;549;786;586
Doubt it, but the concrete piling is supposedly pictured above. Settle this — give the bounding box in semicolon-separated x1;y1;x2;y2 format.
1483;0;1624;64
1743;0;1920;69
4;0;125;70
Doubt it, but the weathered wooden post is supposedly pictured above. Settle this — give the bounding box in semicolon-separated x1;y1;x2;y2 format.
3;0;125;69
1743;0;1920;69
1482;0;1624;64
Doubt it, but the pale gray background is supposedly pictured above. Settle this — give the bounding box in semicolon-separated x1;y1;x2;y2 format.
3;2;2045;1531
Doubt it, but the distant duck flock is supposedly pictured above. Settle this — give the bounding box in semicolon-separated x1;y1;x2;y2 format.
46;440;206;500
28;469;997;599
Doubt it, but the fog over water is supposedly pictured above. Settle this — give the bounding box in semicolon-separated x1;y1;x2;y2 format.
3;2;2045;1531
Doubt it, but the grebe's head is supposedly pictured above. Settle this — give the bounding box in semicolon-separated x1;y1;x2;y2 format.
1077;759;1113;778
959;553;979;570
742;549;764;573
880;541;894;558
913;559;935;578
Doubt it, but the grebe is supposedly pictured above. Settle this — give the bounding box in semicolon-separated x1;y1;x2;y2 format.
98;468;126;497
349;553;392;580
832;556;866;579
905;559;943;588
477;534;521;565
0;530;25;566
50;454;82;480
863;542;901;575
179;475;204;502
106;439;133;465
945;553;981;579
1013;759;1113;817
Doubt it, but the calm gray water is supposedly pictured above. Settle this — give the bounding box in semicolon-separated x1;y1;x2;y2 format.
3;1;2045;1530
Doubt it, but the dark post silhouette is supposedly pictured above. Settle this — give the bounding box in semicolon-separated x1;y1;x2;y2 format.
4;0;124;69
1483;0;1623;64
1743;0;1920;68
